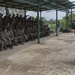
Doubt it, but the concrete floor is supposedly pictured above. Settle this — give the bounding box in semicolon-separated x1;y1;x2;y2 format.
0;33;75;75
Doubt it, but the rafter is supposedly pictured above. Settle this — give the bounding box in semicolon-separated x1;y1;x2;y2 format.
0;0;75;11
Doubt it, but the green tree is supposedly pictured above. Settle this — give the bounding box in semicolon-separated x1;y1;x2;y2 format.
59;13;75;29
40;17;46;21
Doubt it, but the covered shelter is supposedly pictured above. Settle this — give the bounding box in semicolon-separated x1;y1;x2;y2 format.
0;0;75;43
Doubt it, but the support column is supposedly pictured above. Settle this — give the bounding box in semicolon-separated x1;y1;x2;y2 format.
37;6;40;43
66;9;68;29
71;9;72;28
40;10;41;32
56;9;58;36
40;10;41;21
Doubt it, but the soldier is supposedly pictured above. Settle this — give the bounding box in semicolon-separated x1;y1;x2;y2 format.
0;13;3;29
17;28;24;44
8;14;11;24
26;27;30;40
19;15;23;22
12;14;15;19
0;29;8;50
15;14;20;29
18;22;23;29
40;25;43;37
11;22;15;30
34;26;37;39
29;27;34;40
14;29;18;45
32;26;37;40
5;23;11;30
0;28;4;51
11;14;16;29
15;14;19;23
21;28;29;42
45;25;50;36
22;22;25;28
9;28;15;45
43;26;46;37
3;29;13;49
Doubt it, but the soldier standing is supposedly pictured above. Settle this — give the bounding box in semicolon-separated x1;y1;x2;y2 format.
4;29;13;49
9;28;15;45
0;28;4;51
0;29;8;50
0;13;3;29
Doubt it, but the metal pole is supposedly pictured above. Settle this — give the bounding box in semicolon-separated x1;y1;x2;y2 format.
40;10;41;21
66;10;68;29
40;10;41;32
71;9;72;28
56;9;58;36
37;6;40;43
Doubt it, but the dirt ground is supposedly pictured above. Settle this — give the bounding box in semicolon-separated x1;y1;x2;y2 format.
0;33;75;75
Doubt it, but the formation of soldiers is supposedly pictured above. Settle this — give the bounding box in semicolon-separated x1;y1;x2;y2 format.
0;13;50;51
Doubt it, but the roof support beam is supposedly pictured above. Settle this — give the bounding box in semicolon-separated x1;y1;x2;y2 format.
70;8;73;28
56;9;58;36
66;9;69;29
13;0;39;6
0;0;73;11
37;6;40;43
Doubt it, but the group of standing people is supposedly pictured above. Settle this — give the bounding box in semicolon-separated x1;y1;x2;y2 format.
0;13;50;51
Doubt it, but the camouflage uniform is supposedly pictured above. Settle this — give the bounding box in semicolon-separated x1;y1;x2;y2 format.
17;29;23;44
22;28;28;42
0;31;8;50
14;30;18;45
9;29;15;45
3;29;13;49
0;31;4;51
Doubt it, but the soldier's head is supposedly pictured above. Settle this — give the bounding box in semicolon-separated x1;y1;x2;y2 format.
4;29;7;33
16;14;19;17
7;23;10;26
13;14;15;17
20;15;22;17
11;22;14;25
14;29;17;32
9;28;12;31
6;13;9;17
9;14;11;17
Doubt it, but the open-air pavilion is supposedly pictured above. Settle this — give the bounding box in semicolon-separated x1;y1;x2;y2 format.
1;1;75;75
0;0;75;43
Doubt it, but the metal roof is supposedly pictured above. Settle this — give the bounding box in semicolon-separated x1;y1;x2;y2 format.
0;0;74;11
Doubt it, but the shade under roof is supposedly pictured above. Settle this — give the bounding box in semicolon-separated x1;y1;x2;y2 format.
0;0;74;11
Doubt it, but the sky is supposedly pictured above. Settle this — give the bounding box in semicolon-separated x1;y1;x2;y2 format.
26;0;75;21
26;10;66;21
69;0;75;2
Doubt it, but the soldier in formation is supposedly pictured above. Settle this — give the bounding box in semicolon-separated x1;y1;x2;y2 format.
0;13;50;51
